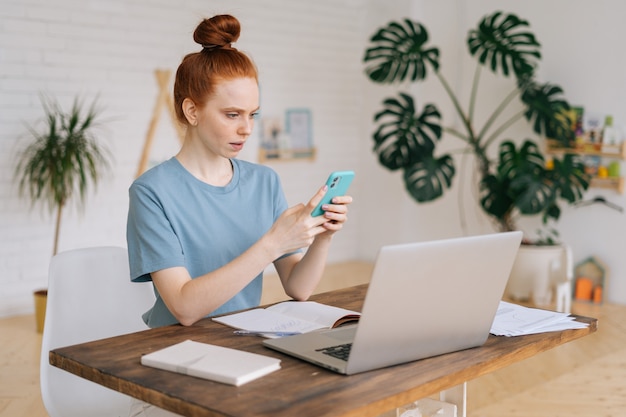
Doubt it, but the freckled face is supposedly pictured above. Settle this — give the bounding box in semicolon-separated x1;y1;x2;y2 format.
194;77;259;158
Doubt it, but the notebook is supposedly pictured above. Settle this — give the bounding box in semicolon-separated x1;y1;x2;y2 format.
263;231;523;375
141;339;281;386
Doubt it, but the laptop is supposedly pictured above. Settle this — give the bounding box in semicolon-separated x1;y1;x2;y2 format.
263;231;523;375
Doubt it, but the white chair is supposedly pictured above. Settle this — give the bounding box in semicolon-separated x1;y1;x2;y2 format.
40;246;155;417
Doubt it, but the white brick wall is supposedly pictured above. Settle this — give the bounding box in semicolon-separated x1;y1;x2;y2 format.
0;0;412;316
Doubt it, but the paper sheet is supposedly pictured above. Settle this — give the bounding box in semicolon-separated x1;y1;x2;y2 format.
490;301;589;337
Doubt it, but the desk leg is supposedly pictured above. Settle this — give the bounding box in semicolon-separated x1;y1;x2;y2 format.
439;382;466;417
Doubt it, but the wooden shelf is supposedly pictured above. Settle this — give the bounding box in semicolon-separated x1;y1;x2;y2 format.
545;139;626;159
258;147;316;163
590;176;625;194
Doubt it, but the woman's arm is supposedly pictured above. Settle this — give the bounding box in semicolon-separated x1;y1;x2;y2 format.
151;235;281;326
275;194;352;301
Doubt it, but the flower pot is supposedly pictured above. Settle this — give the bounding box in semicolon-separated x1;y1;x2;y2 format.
505;245;570;307
34;289;48;333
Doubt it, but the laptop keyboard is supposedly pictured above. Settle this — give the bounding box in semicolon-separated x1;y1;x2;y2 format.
316;343;352;361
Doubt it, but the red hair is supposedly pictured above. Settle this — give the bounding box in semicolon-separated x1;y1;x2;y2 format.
173;15;258;124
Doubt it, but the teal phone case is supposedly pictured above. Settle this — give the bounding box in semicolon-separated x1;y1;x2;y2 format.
311;171;355;216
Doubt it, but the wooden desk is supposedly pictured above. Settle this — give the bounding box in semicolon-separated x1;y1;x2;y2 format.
49;284;597;417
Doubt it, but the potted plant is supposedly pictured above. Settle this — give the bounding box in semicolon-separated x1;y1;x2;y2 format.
362;11;590;304
15;94;111;331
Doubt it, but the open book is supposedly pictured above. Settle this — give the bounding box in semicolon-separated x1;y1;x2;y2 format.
141;339;281;386
213;301;360;337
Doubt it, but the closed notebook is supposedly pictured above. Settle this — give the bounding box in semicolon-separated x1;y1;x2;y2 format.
141;339;281;386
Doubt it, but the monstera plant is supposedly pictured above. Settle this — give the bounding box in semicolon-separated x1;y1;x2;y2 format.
363;11;590;239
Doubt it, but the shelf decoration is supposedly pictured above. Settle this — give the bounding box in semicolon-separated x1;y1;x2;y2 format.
545;106;625;194
574;257;607;304
258;108;315;162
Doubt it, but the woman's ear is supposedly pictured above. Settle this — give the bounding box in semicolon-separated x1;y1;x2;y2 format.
182;98;198;126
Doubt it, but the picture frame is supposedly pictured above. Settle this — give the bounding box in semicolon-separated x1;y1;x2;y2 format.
285;108;313;151
257;108;316;162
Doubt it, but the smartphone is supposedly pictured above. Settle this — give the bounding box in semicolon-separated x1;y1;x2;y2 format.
311;170;355;217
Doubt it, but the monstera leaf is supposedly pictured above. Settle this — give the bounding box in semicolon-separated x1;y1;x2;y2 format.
467;11;540;79
535;154;588;223
510;174;554;215
364;19;439;84
497;140;545;179
404;155;456;202
372;93;442;170
521;80;573;146
548;154;589;203
481;140;551;217
480;174;514;219
500;140;552;215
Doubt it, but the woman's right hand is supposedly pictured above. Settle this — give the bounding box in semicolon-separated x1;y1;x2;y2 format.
266;186;330;255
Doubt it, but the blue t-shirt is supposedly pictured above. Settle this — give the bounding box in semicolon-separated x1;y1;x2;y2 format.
127;157;288;328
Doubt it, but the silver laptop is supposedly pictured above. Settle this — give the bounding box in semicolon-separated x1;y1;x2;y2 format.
264;231;523;375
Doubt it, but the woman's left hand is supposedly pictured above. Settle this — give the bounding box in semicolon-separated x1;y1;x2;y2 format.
318;194;352;235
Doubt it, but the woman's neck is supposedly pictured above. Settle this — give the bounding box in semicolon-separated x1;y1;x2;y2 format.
176;148;233;186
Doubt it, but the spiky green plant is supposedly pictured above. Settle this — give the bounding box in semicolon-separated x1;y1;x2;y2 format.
15;95;111;255
363;11;590;238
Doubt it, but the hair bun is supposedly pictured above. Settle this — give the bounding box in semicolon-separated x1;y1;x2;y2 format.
193;15;241;50
201;43;233;51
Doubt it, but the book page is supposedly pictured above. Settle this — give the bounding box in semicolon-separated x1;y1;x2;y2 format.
212;301;360;335
213;308;326;334
266;301;359;328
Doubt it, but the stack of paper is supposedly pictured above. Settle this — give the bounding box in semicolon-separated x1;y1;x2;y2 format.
490;301;589;337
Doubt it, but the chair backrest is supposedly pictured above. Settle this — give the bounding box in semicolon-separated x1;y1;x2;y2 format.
40;246;155;417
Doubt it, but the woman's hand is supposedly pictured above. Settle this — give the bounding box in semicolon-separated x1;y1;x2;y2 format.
265;186;328;255
316;192;352;236
266;185;353;256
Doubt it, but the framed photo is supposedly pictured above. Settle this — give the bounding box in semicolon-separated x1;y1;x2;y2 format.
285;108;313;150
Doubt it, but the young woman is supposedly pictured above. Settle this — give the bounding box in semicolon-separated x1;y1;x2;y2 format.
127;15;352;330
126;13;352;417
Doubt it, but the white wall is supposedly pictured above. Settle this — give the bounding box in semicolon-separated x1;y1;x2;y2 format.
2;0;625;316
